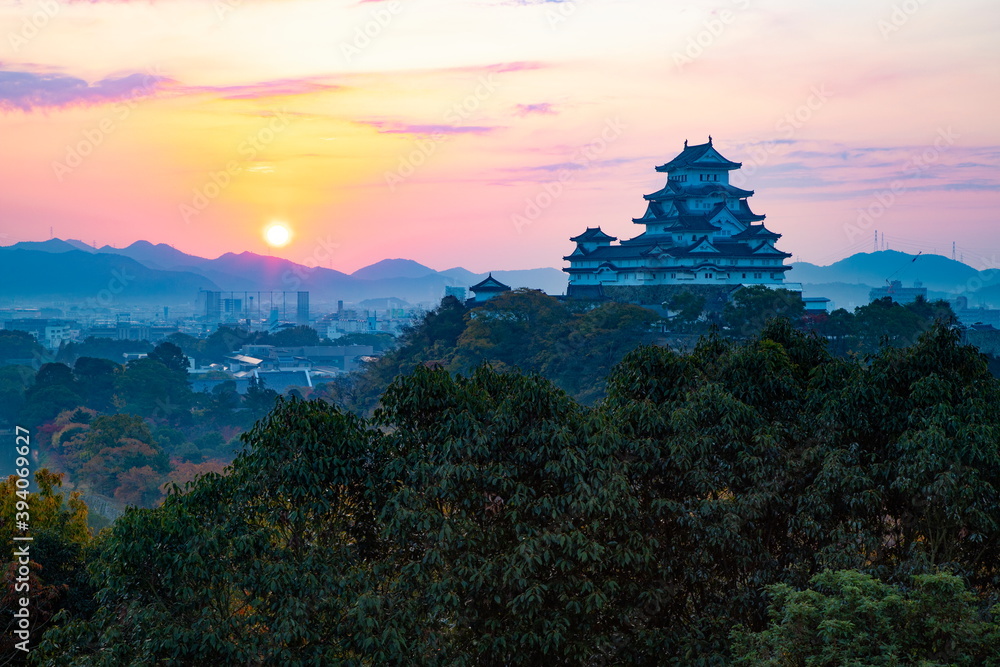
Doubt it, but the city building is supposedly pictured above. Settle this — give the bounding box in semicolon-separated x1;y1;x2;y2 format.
2;318;78;349
803;297;832;314
869;280;928;305
564;137;792;300
951;296;1000;328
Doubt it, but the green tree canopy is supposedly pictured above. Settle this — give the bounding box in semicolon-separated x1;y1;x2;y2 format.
732;570;1000;666
34;320;1000;666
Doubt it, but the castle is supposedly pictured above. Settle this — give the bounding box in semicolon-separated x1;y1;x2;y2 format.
564;138;792;300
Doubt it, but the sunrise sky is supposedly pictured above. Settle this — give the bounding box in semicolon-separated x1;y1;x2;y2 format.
0;0;998;273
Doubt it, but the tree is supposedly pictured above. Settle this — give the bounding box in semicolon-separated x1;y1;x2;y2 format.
201;326;252;364
540;301;660;402
146;341;190;375
32;320;1000;665
56;338;152;365
35;398;382;665
666;290;706;330
244;375;278;420
0;329;45;362
264;325;321;347
453;289;573;375
114;357;192;420
723;285;804;336
0;364;34;426
72;356;121;412
331;331;397;352
165;332;206;364
732;570;1000;666
1;470;92;656
20;363;84;428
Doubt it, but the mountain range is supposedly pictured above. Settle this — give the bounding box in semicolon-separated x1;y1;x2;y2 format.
2;240;996;310
790;250;996;309
0;239;568;306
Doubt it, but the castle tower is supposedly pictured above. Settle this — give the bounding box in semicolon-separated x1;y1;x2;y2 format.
564;137;792;299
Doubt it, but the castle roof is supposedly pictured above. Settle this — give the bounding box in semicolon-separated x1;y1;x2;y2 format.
565;237;792;263
732;224;781;240
570;227;617;243
470;273;511;292
654;138;742;173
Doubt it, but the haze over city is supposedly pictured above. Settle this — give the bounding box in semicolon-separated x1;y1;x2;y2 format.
1;0;998;273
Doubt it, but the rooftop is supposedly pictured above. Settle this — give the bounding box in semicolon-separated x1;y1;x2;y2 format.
654;137;742;173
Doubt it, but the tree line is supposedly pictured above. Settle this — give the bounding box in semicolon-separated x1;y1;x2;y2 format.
17;319;1000;665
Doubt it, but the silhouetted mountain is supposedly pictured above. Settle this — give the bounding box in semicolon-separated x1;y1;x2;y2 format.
64;239;96;252
0;248;218;303
97;240;208;271
0;239;601;304
439;267;481;283
351;259;438;280
10;239;88;254
791;251;979;295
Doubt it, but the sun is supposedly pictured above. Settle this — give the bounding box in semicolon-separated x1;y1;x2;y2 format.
264;222;292;248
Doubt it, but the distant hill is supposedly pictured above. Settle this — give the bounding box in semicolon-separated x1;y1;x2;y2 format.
791;251;979;295
0;248;219;303
64;239;97;252
9;239;89;254
96;240;209;271
351;259;437;281
439;267;481;284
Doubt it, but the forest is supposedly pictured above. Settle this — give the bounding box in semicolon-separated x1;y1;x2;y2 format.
3;288;999;664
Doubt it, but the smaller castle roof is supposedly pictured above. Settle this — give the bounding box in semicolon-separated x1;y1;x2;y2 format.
470;273;511;292
570;227;617;243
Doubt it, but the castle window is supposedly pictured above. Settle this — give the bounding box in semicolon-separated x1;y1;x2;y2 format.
742;273;747;279
754;273;762;279
671;273;676;278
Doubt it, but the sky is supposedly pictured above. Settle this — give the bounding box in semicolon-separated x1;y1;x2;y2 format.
0;0;998;274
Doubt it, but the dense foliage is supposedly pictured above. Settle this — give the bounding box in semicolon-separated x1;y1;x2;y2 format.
1;470;93;658
732;570;1000;665
318;291;661;412
31;320;1000;665
3;341;270;514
